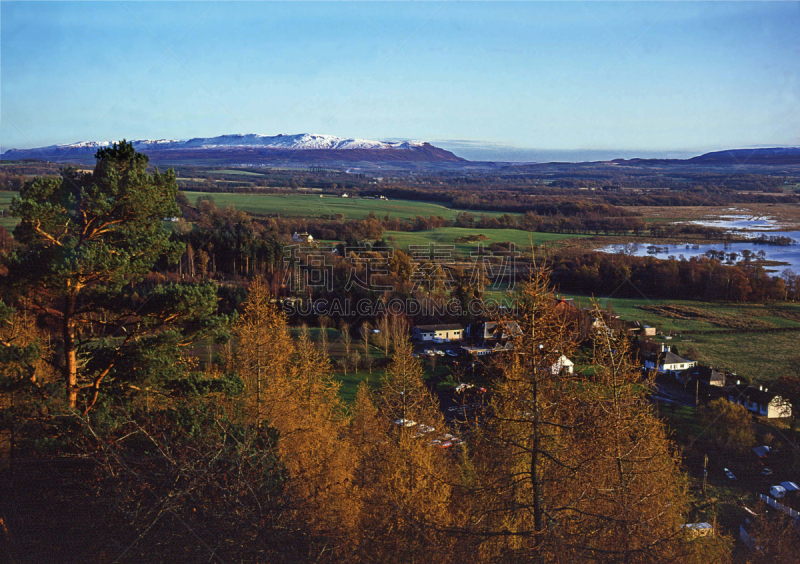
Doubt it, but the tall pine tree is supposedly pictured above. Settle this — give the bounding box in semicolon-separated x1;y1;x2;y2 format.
3;140;218;411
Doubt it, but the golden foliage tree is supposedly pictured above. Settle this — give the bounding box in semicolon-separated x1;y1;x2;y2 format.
461;268;730;564
745;506;800;564
230;280;356;545
347;333;461;563
231;279;294;424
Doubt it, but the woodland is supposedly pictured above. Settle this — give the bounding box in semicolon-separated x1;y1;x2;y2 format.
0;143;798;562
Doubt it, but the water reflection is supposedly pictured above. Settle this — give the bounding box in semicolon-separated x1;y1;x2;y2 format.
604;229;800;273
690;215;777;231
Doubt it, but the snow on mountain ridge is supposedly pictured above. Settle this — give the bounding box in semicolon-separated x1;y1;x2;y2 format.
44;134;427;152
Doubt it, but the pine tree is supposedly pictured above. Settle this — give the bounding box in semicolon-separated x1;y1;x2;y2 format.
3;140;218;411
0;303;56;455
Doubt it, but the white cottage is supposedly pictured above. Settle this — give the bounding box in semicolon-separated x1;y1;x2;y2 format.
551;355;575;375
643;345;697;378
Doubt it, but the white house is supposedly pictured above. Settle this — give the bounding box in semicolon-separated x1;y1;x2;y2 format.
707;369;725;387
644;345;697;378
551;355;575;375
727;384;792;419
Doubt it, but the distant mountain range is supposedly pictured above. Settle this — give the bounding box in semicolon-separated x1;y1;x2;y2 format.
2;134;798;168
0;133;465;164
687;147;800;165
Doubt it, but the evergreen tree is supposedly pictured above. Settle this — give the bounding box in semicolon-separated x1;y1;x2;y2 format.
3;140;218;411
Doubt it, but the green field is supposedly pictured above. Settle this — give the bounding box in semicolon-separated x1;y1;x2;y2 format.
566;295;800;382
182;191;514;221
385;227;587;256
206;170;271;177
288;327;387;403
1;189;519;228
290;327;459;403
0;192;16;230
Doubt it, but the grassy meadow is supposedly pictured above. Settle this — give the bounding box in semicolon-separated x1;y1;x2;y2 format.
289;327;457;404
2;189;518;228
182;191;514;222
566;295;800;382
0;192;15;230
630;203;800;229
206;169;270;177
385;227;588;256
289;326;389;403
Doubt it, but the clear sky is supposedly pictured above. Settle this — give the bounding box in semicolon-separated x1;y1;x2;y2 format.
1;1;798;160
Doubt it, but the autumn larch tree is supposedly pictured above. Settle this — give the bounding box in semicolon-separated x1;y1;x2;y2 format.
229;280;356;547
461;267;730;564
349;331;461;564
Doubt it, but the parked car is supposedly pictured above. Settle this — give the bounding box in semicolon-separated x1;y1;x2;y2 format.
446;349;458;357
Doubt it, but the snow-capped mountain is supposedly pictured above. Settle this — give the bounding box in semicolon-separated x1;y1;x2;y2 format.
1;133;433;158
177;133;426;151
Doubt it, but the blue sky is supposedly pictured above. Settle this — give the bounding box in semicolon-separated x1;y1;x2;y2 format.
1;1;798;160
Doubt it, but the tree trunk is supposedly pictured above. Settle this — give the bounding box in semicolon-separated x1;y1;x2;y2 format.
63;292;78;408
530;375;545;535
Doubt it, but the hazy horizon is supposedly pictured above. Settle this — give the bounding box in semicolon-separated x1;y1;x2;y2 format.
427;141;722;163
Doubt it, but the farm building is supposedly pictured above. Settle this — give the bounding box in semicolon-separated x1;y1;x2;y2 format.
626;321;657;337
411;324;464;342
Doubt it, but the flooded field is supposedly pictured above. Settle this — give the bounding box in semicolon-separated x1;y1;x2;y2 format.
602;211;800;273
